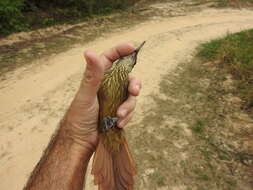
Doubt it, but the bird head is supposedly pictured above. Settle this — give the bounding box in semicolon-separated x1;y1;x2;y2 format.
115;41;146;73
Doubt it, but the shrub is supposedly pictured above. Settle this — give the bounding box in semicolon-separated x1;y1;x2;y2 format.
0;0;140;35
0;0;27;35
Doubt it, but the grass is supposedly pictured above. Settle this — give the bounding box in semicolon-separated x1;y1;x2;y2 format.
126;33;253;188
127;57;253;189
194;169;210;181
191;120;205;133
196;29;253;113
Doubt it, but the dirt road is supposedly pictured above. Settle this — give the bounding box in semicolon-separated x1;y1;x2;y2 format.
1;7;253;190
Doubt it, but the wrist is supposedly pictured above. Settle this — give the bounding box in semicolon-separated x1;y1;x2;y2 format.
58;118;96;158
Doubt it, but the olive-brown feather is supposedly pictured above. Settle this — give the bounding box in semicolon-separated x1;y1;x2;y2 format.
92;42;145;190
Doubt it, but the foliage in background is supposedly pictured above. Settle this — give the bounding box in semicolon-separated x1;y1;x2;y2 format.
0;0;140;36
197;29;253;111
0;0;27;35
1;0;253;36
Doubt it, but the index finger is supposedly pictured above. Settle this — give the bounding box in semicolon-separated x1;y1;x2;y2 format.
100;43;135;69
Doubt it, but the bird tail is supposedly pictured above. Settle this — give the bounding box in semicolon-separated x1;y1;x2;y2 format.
91;134;136;190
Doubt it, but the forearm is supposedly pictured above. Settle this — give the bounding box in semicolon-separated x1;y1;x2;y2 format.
24;119;94;190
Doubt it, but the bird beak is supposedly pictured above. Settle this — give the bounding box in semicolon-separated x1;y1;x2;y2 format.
132;41;146;66
135;41;146;54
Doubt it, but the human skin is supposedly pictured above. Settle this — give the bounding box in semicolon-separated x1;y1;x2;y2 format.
24;43;141;190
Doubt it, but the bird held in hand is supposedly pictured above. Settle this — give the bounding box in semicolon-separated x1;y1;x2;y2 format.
91;41;145;190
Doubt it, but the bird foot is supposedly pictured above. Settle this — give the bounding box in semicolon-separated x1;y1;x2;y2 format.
103;117;118;132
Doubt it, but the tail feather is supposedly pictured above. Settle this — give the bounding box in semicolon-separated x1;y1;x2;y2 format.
92;139;115;188
113;139;136;190
91;135;136;190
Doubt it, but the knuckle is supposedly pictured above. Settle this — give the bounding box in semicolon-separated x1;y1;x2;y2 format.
126;103;135;113
83;71;101;85
84;69;94;82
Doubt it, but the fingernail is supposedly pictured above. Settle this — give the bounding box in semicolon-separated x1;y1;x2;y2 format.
119;109;127;117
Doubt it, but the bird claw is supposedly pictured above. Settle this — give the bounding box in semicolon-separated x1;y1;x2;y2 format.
103;117;118;132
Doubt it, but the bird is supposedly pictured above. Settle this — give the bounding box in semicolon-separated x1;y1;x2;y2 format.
91;41;145;190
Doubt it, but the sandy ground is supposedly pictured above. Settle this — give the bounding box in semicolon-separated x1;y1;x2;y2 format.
1;7;253;190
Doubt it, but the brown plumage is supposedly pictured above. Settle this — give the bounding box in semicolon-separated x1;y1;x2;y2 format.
91;42;145;190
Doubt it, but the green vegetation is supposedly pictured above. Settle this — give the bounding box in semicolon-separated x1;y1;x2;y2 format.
194;169;209;181
191;120;205;133
0;0;141;36
128;31;253;188
0;0;27;35
197;29;253;112
1;0;253;36
129;57;253;189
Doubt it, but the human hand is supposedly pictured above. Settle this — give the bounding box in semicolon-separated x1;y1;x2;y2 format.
64;43;141;151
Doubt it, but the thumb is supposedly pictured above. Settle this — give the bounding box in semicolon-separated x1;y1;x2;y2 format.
78;50;104;102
